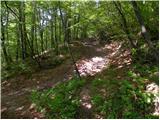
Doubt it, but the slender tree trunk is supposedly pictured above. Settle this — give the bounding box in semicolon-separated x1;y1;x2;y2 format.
16;23;20;62
31;1;36;54
64;17;68;46
76;14;80;39
67;43;81;80
19;1;26;60
34;3;38;55
67;3;72;43
39;9;44;52
6;7;12;62
45;28;48;50
73;16;76;40
50;10;54;48
54;8;59;55
58;3;67;46
131;1;151;45
23;11;28;57
113;1;137;48
131;1;158;61
40;29;44;52
1;17;10;65
58;1;81;79
59;17;62;44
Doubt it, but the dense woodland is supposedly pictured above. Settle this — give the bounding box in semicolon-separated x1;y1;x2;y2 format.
1;1;159;119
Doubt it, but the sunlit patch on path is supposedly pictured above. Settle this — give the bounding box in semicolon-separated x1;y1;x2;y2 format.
76;57;109;76
76;42;125;77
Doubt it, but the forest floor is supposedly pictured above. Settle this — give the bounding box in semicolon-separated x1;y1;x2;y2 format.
1;39;158;118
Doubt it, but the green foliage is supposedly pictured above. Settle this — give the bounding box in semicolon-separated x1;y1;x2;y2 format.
132;64;159;84
133;64;158;75
131;48;137;55
91;76;156;119
31;77;85;118
91;95;104;107
145;114;159;119
1;0;158;74
131;44;158;65
92;78;105;87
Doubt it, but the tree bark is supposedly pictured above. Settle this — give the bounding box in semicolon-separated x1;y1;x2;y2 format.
59;16;62;44
6;7;12;62
76;14;80;39
31;1;36;54
19;1;26;60
39;9;44;52
58;3;67;46
67;2;72;42
131;2;153;47
58;1;81;79
113;1;137;48
131;1;158;61
1;17;10;65
16;23;20;62
50;9;54;48
54;8;59;55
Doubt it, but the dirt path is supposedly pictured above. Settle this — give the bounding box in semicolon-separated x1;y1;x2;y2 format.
75;40;132;118
1;39;131;118
1;59;74;118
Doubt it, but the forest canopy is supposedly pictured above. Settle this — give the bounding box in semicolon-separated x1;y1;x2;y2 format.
1;1;158;66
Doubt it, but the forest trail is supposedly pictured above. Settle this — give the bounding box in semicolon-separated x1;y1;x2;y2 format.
1;39;132;118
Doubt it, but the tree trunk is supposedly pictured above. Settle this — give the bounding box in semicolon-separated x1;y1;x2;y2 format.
16;23;20;62
39;9;44;52
23;9;28;57
19;1;26;60
113;1;137;48
58;3;67;46
59;16;62;45
45;28;48;50
54;8;59;55
6;7;12;62
34;3;38;55
1;17;10;65
76;14;80;39
131;1;158;61
31;1;36;54
40;30;44;52
58;2;81;79
50;9;54;48
67;3;72;42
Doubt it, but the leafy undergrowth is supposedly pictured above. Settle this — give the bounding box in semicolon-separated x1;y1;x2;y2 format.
31;63;158;119
91;64;158;119
2;52;67;80
1;62;33;80
31;77;85;119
